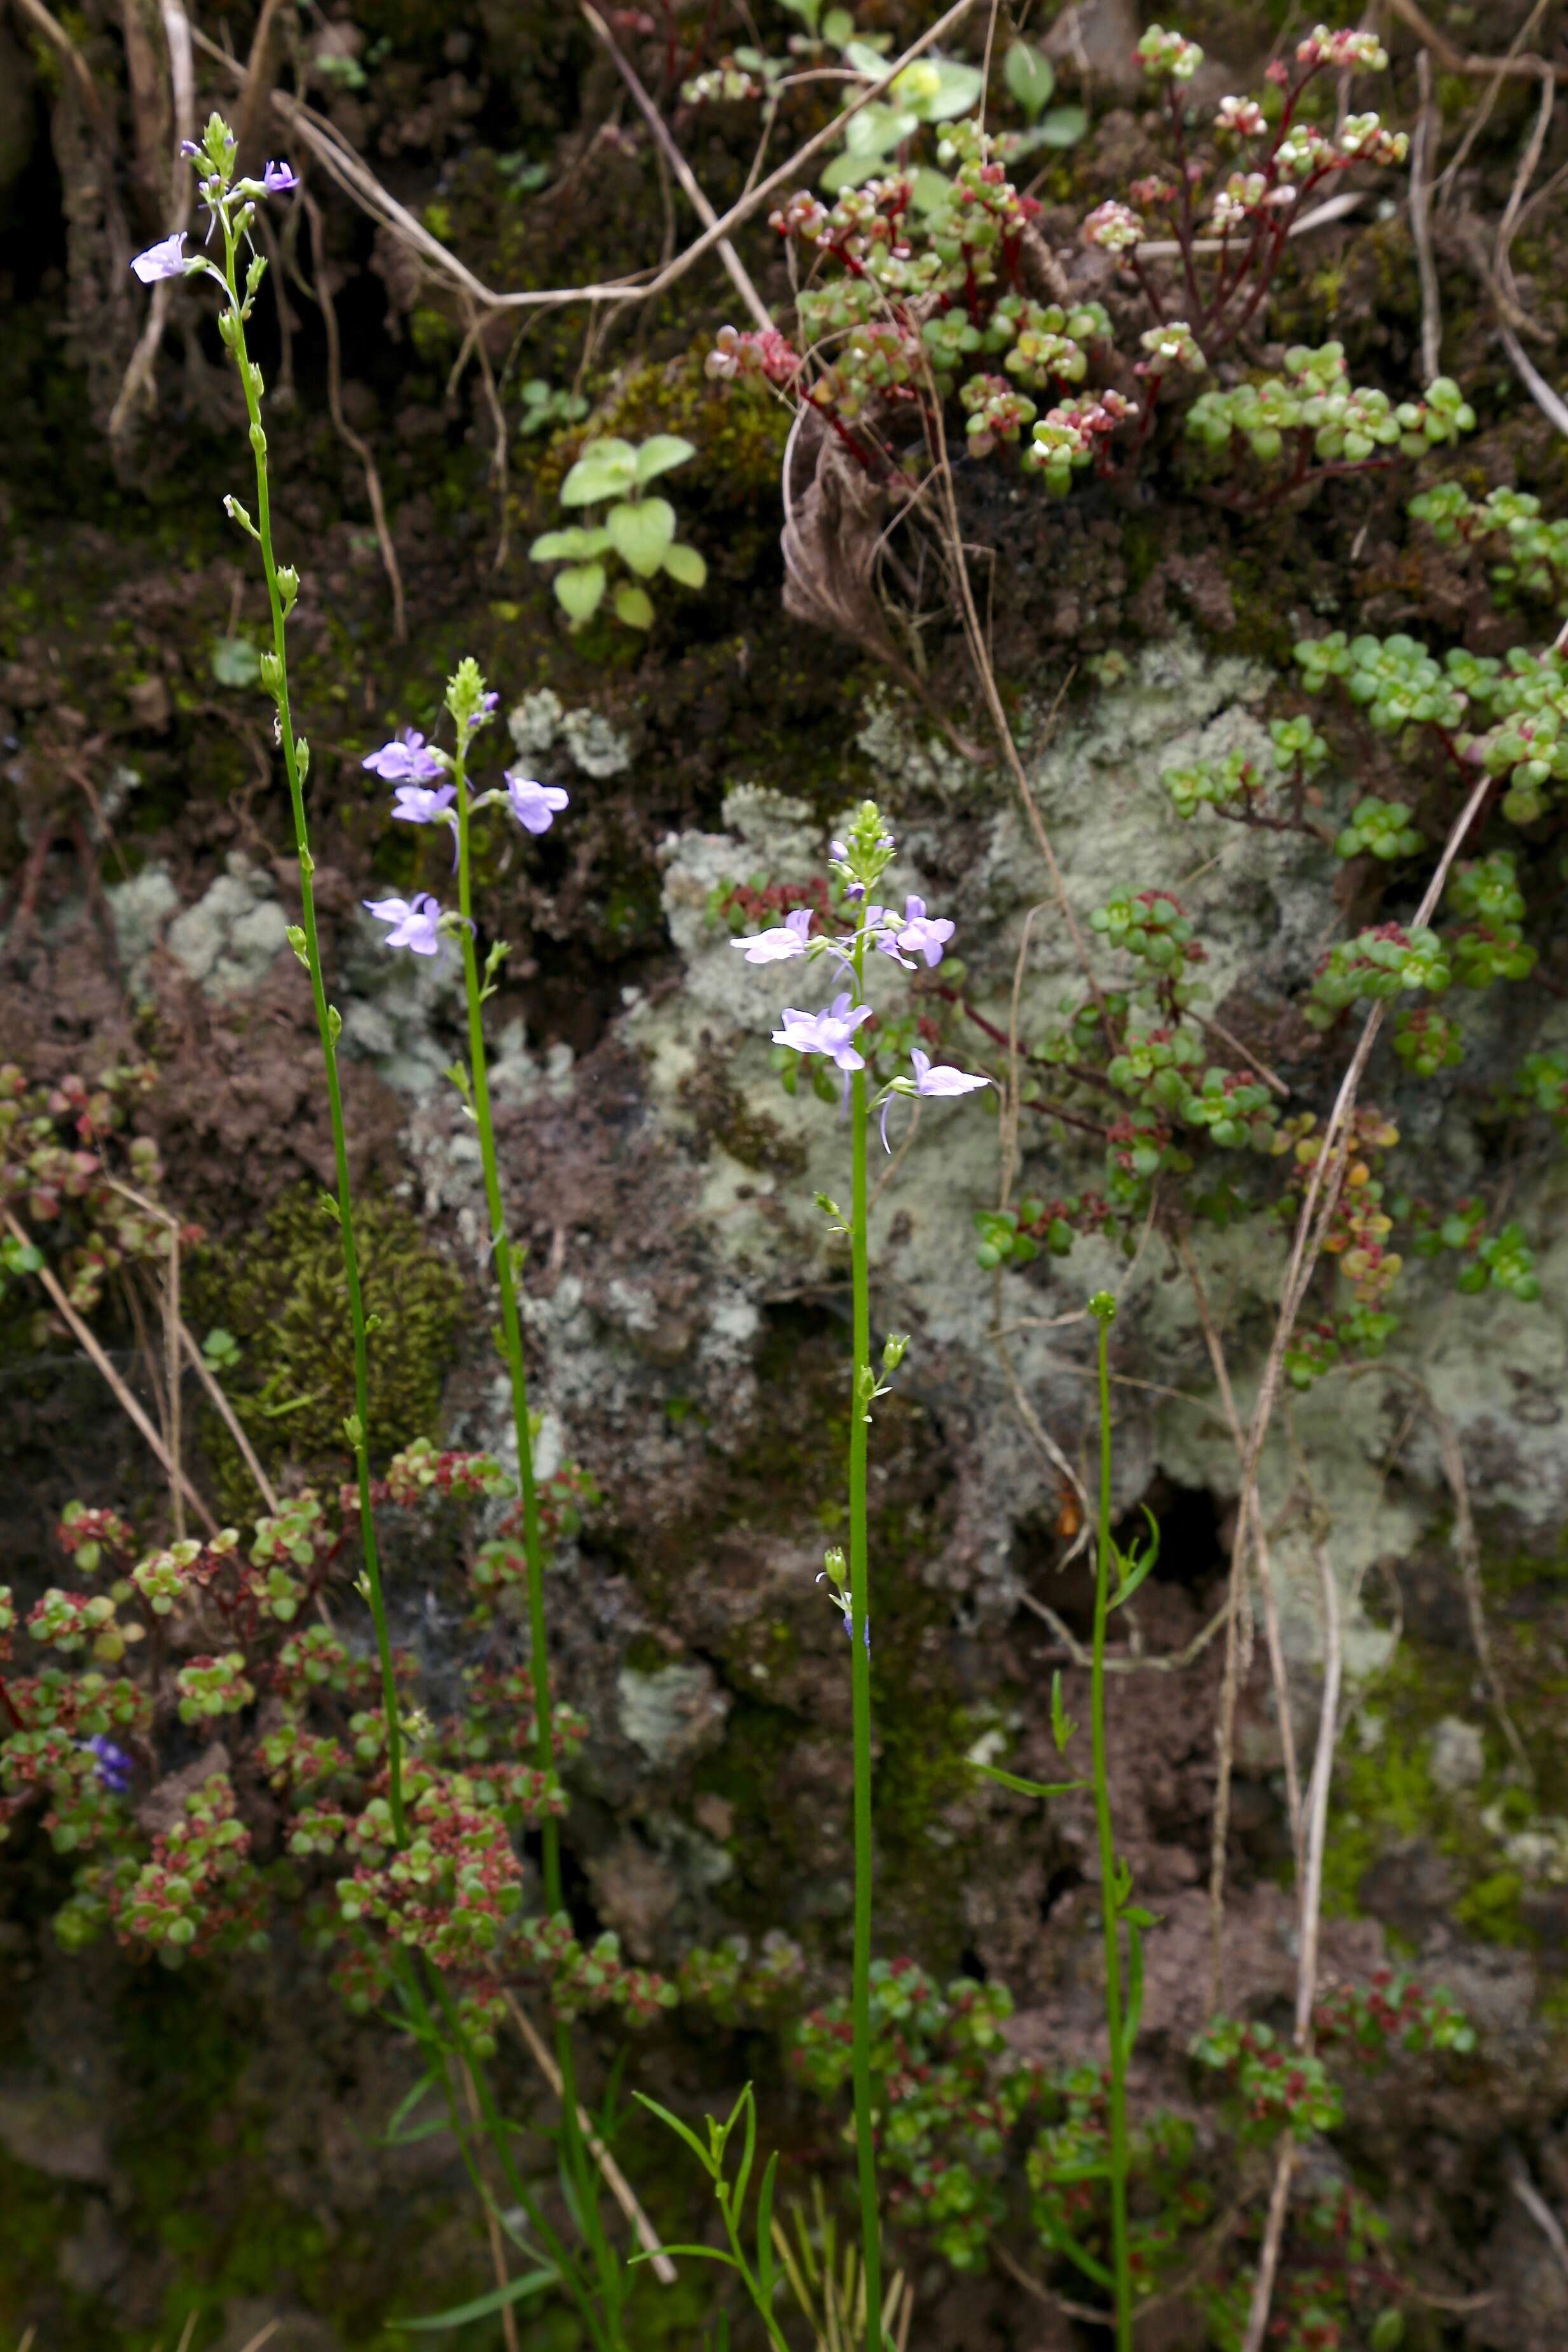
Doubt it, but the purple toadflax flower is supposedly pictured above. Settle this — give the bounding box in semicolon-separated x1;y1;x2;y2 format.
910;1047;989;1097
364;893;444;956
773;993;874;1071
505;772;570;834
734;907;813;963
895;897;954;968
363;729;445;785
467;691;500;729
390;782;456;826
84;1735;134;1794
131;233;188;284
259;160;299;193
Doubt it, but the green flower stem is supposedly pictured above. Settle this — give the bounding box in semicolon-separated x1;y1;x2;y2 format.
217;212;405;1845
1092;1310;1132;2352
846;930;884;2352
451;744;624;2342
414;1958;616;2352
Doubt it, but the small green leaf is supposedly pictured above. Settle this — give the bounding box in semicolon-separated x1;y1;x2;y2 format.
1036;103;1089;148
553;563;605;624
210;636;262;687
607;495;676;576
633;433;697;485
909;58;984;121
560;437;639;505
1050;1670;1077;1754
842;101;915;158
1370;2314;1406;2352
661;541;707;589
973;1762;1089;1801
529;525;611;561
822;6;854;42
1004;41;1055;120
820;149;880;195
391;2271;558;2329
614;582;656;630
634;2090;719;2175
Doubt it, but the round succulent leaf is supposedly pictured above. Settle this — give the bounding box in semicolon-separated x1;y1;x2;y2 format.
560;438;640;505
613;582;656;630
553;563;606;624
633;434;698;485
661;541;707;589
607;495;676;577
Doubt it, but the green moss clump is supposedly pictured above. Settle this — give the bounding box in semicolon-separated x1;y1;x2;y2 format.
196;1186;467;1506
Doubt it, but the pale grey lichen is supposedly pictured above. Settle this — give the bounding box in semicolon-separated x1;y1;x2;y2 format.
165;852;291;1000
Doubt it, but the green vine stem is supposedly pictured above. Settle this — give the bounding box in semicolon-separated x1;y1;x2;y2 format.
450;719;626;2341
1090;1291;1133;2351
214;177;406;1847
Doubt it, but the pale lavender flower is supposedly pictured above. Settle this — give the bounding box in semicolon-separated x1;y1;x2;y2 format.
773;993;873;1072
734;908;813;963
84;1735;134;1794
895;897;955;968
862;905;914;968
363;729;444;785
911;1047;989;1096
131;232;188;284
364;892;444;956
505;773;570;834
390;782;457;827
260;160;299;193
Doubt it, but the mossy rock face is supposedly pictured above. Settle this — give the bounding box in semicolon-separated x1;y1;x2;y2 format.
195;1188;467;1506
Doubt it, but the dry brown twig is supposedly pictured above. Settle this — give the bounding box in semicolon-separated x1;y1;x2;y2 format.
1433;0;1550;208
294;187;409;638
1342;1361;1531;1777
182;0;986;324
499;1990;677;2285
109;0;197;441
579;1;773;331
5;1209;217;1534
1385;0;1568;82
1206;767;1494;2005
1409;50;1442;385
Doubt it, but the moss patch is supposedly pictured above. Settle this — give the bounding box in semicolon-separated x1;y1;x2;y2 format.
193;1187;467;1510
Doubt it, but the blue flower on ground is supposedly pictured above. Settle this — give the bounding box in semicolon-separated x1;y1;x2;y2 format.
735;909;813;963
773;994;874;1071
131;233;188;283
84;1736;134;1794
505;773;570;834
362;730;445;784
364;893;443;956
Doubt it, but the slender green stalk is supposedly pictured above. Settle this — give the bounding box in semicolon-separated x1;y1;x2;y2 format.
451;743;625;2344
1092;1312;1133;2352
217;210;406;1845
412;1958;616;2352
845;931;884;2352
